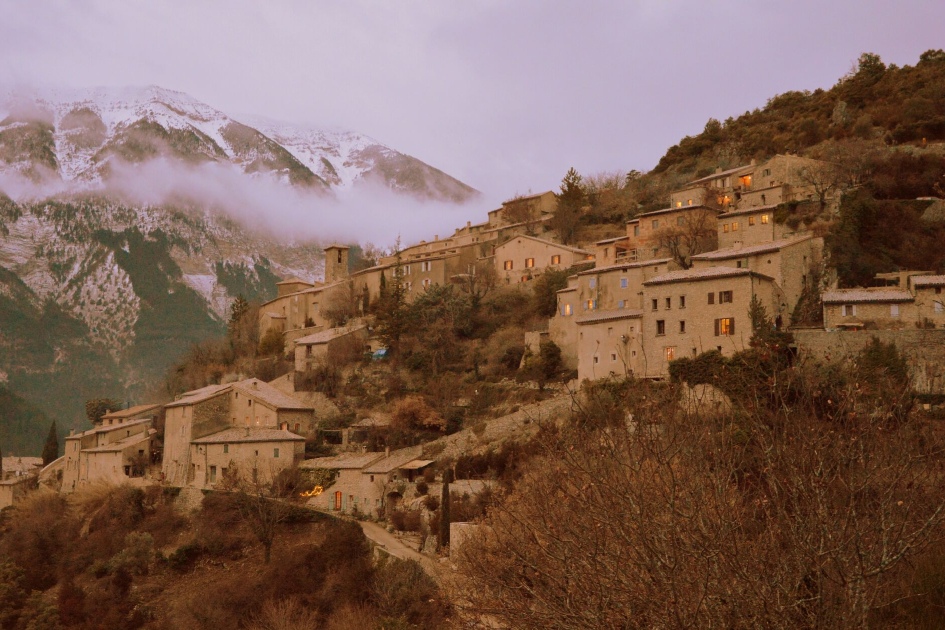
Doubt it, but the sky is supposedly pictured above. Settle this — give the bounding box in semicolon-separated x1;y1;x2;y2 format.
1;0;944;235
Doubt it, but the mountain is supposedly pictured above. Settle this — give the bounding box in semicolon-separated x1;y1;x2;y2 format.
0;85;480;201
0;85;479;452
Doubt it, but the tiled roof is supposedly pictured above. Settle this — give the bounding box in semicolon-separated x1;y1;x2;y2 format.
644;266;774;286
165;383;231;408
576;309;643;325
101;403;161;421
822;289;914;304
691;235;813;260
494;233;593;256
556;287;577;293
1;457;42;475
363;446;424;474
913;275;945;287
594;235;629;245
66;417;154;439
685;163;754;186
637;205;716;219
84;431;153;453
577;258;672;276
296;324;367;346
276;276;313;285
300;452;387;470
232;379;313;411
716;203;780;219
191;427;305;444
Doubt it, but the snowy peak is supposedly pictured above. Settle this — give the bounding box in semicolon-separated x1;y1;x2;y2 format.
0;85;478;201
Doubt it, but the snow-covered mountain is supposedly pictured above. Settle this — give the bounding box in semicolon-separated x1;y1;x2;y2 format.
0;85;479;201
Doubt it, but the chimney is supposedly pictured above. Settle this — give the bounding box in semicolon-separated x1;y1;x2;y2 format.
466;221;471;228
715;166;722;174
385;446;390;458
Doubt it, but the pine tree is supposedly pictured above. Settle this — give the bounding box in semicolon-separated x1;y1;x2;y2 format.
551;167;585;244
42;420;58;465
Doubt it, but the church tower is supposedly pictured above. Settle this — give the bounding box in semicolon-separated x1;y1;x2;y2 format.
324;244;350;284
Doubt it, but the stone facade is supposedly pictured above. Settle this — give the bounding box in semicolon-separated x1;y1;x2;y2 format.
63;416;157;493
575;310;644;381
493;234;593;284
189;428;305;489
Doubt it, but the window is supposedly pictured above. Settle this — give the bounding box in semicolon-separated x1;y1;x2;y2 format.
589;278;597;289
525;258;535;268
890;304;900;316
223;444;229;454
209;466;217;483
723;224;730;233
760;194;766;205
551;255;561;265
561;303;573;316
611;353;617;362
708;292;715;305
762;168;771;177
841;304;856;317
274;448;280;458
665;297;671;309
739;174;752;189
504;260;513;270
761;214;769;224
618;300;625;309
404;281;412;291
686;199;693;206
679;321;686;333
935;302;943;314
607;327;613;336
748;216;755;226
675;201;682;208
402;265;411;275
719;291;733;303
679;295;686;308
715;318;735;336
732;221;739;232
620;277;628;289
420;261;431;272
248;399;252;407
633;224;640;236
656;320;666;335
585;299;596;311
665;347;676;361
593;356;599;364
652;219;659;229
651;298;659;311
736;260;744;268
422;278;431;288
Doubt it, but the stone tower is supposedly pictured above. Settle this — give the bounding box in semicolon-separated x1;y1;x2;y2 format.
324;244;350;284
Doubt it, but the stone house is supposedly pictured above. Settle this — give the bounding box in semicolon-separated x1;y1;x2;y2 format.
640;267;783;378
162;378;313;487
486;191;557;230
0;476;36;510
912;275;945;327
691;235;823;320
493;234;593;284
624;205;721;264
189;427;305;489
575;309;645;381
823;288;919;330
294;324;369;372
301;446;432;517
62;404;162;493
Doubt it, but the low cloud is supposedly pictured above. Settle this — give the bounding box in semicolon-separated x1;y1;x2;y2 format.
0;157;495;248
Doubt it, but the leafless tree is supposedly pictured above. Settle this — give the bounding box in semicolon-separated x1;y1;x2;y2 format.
223;462;296;564
502;195;541;235
451;259;497;308
652;207;719;269
453;361;945;629
323;280;359;327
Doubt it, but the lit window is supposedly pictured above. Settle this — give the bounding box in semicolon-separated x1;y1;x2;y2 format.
656;320;665;335
551;255;561;265
585;299;596;311
748;216;755;226
525;258;535;268
732;221;738;232
723;224;730;233
761;214;769;224
675;201;682;208
715;318;735;336
719;291;733;303
686;199;693;206
679;321;686;333
504;260;513;270
620;278;628;289
561;303;573;316
665;346;676;361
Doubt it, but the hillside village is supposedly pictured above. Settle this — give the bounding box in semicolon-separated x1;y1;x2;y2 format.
6;149;941;523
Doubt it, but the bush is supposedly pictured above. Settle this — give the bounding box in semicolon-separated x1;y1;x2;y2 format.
389;510;422;532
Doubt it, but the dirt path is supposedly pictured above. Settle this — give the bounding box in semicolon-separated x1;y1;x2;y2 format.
358;520;440;574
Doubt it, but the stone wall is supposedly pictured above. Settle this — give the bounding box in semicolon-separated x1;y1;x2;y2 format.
793;328;945;394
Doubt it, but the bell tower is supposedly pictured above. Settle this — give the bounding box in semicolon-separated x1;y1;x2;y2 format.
324;244;350;284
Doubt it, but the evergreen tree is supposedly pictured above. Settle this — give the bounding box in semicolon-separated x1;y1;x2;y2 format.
42;420;58;465
551;167;585;245
439;468;453;550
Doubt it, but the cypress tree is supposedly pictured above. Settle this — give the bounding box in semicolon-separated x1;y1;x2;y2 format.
438;468;453;550
42;420;58;465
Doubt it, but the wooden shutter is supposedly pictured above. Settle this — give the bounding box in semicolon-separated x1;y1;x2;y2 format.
714;319;720;336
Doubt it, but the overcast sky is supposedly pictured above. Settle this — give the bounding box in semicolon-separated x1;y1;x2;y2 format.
2;0;943;202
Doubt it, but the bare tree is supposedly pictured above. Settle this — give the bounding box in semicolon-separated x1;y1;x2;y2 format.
454;359;945;629
223;463;296;564
450;260;497;309
323;280;359;327
651;207;719;268
502;195;541;235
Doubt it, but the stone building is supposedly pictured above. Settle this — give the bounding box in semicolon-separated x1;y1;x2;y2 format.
189;427;305;489
162;379;313;487
294;324;369;372
493;234;593;284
